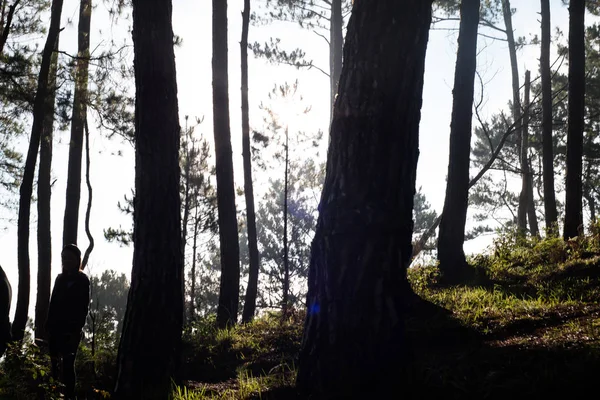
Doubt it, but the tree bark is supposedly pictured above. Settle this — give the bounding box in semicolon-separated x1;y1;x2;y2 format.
296;0;433;397
437;0;479;283
35;36;59;341
213;0;240;328
329;0;343;123
114;0;183;398
240;0;261;324
63;0;92;247
540;0;558;234
12;0;64;343
564;0;585;240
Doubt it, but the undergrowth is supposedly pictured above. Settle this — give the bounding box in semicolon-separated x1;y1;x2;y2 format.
3;228;600;399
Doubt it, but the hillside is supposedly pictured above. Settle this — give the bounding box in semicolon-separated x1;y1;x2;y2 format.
2;231;599;399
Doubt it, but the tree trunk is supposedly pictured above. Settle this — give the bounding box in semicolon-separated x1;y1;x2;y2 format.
63;0;91;247
81;119;94;269
296;0;433;397
240;0;261;324
113;0;183;398
413;105;523;261
12;0;64;343
180;126;192;323
518;70;538;238
564;0;585;240
540;0;558;234
522;71;539;237
0;0;20;56
516;76;529;237
282;127;290;314
329;0;343;123
584;131;595;223
0;0;5;31
437;0;479;283
213;0;240;328
190;204;200;320
502;0;525;230
35;36;59;341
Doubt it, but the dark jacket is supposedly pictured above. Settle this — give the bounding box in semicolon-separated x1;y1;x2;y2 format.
0;265;11;342
46;271;90;336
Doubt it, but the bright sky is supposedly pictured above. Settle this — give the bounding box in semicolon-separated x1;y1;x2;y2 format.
0;0;587;319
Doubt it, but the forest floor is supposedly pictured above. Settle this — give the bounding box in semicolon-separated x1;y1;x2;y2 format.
1;233;599;399
178;234;600;399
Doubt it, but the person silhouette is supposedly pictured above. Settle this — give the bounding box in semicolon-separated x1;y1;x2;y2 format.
46;244;90;399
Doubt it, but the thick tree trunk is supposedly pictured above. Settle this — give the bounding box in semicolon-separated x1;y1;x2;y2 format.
240;0;261;324
213;0;240;328
113;0;183;398
35;37;59;341
540;0;558;234
282;127;290;314
329;0;343;123
296;0;433;397
12;0;64;343
437;0;479;283
564;0;585;240
63;0;92;247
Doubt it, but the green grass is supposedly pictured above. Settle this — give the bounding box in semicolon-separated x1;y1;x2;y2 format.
4;231;600;398
176;232;600;398
404;230;600;398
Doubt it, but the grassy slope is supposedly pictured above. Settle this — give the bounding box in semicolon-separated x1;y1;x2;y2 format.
177;232;600;399
2;232;598;399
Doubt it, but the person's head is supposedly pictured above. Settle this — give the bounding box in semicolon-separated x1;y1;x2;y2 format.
61;244;81;274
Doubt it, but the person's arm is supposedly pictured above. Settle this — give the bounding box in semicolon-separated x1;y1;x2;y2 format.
77;274;90;331
45;275;62;335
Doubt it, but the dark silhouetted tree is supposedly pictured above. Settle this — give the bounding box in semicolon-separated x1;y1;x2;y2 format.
295;0;433;396
113;0;183;397
564;0;585;239
437;0;480;283
35;36;59;341
540;0;558;233
12;0;64;343
213;0;240;328
240;0;260;324
63;0;92;246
